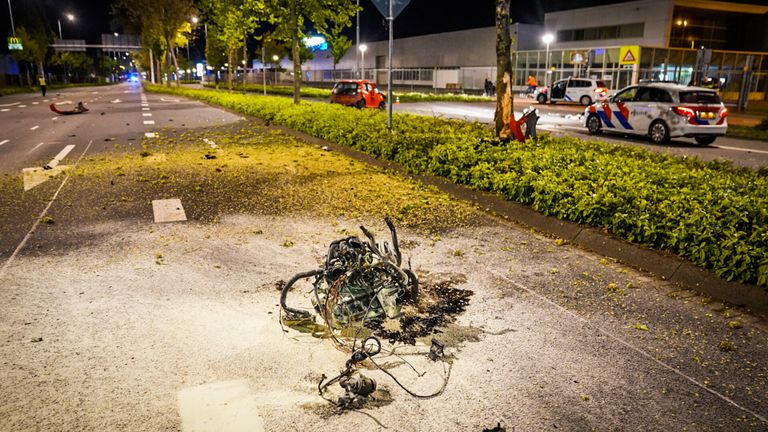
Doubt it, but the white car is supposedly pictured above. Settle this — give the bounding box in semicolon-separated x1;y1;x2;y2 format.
583;82;728;145
534;77;609;106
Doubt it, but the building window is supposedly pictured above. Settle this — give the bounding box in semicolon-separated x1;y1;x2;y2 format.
557;23;644;42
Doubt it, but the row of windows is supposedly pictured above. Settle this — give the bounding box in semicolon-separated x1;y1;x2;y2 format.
557;23;645;42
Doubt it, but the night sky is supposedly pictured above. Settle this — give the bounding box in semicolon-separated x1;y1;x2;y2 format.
0;0;763;50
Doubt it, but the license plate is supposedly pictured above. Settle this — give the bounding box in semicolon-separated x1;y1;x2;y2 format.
699;112;715;119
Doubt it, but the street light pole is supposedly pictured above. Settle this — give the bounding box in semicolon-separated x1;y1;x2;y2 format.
359;44;367;80
542;33;554;88
7;0;15;37
57;19;62;39
356;0;360;79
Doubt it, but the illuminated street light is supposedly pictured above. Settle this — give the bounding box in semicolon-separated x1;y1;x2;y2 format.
191;16;199;24
542;33;554;87
58;13;75;39
359;44;368;80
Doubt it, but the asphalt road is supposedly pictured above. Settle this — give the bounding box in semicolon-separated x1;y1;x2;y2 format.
0;82;242;173
0;85;766;431
393;101;768;169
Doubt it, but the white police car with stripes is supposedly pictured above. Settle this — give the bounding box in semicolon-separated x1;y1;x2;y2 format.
583;82;728;145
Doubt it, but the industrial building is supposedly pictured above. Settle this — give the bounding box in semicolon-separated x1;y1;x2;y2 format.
299;0;768;102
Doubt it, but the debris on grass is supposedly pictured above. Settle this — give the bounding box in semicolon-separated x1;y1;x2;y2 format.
727;320;742;329
719;340;736;351
40;216;55;224
631;324;649;331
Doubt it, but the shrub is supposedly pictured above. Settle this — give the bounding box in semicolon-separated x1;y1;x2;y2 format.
145;84;768;288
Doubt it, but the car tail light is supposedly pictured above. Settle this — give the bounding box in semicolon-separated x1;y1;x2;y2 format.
672;106;696;118
719;107;728;118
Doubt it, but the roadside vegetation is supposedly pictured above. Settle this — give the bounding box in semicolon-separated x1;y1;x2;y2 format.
201;82;493;103
727;118;768;141
145;84;768;288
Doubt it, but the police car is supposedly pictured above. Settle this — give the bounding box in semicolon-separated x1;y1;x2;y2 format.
534;77;609;106
583;82;727;145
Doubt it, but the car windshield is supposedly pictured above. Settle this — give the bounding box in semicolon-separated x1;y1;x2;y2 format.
334;82;358;93
679;91;721;104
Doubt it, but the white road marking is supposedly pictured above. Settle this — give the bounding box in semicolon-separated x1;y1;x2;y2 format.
142;107;150;111
177;380;265;432
18;105;26;108
0;109;9;112
160;97;180;102
0;139;8;146
43;99;49;102
1;140;94;277
152;199;187;223
47;144;76;169
490;269;768;425
27;143;45;154
143;120;155;125
111;99;122;103
0;102;19;107
713;145;768;155
145;132;156;138
31;102;39;105
142;113;152;116
52;117;58;121
30;125;39;130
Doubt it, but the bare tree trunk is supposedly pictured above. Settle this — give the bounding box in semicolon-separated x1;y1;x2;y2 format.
494;0;513;138
228;49;235;90
169;40;181;87
291;0;301;104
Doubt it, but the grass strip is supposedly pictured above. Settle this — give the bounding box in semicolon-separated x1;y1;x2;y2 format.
145;84;768;288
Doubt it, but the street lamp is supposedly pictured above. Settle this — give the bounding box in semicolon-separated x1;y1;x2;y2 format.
272;54;279;84
58;13;75;40
542;33;554;87
359;44;368;80
676;19;690;48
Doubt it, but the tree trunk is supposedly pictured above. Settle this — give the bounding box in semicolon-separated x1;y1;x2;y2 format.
228;49;235;90
494;0;513;138
169;40;181;87
291;0;301;104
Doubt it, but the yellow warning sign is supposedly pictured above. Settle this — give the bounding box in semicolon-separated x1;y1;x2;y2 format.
619;46;640;65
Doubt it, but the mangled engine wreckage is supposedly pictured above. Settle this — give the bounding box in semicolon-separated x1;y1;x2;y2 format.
280;218;450;410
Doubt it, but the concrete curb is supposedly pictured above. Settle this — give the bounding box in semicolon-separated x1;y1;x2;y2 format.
182;95;768;319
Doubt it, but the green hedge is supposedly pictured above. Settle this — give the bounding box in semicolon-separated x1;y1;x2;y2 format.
0;82;113;97
727;125;768;142
145;84;768;288
202;82;493;103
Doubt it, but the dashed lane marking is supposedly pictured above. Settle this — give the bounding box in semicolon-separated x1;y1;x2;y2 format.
0;140;93;277
143;120;155;125
30;125;39;130
0;140;8;147
27;143;45;154
52;117;58;121
46;144;76;169
0;109;9;112
31;102;39;105
145;132;156;138
142;113;152;116
18;105;26;108
142;107;150;111
0;102;20;107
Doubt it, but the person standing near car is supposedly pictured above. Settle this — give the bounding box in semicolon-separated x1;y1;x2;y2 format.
38;75;47;97
527;75;538;93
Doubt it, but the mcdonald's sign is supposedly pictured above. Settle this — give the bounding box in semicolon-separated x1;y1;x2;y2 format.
8;37;23;51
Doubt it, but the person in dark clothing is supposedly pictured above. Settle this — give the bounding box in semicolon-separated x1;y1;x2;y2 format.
484;78;491;96
39;76;47;96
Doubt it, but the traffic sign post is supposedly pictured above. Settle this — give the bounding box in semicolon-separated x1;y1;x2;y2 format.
370;0;411;131
619;45;640;65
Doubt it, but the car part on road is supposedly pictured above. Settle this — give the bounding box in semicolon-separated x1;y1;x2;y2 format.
49;102;88;115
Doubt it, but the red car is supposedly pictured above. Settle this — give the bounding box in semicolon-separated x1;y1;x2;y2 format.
330;80;386;109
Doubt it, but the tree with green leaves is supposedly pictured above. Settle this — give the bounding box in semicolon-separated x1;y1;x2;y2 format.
202;0;265;89
113;0;196;87
264;0;357;103
324;23;351;71
50;52;93;82
10;26;49;87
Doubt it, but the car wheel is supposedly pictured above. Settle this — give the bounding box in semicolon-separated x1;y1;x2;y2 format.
648;120;670;144
694;136;716;145
537;94;547;104
378;101;386;110
580;95;592;106
586;114;602;135
355;99;365;109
